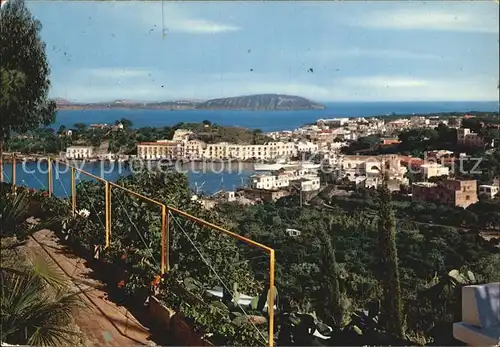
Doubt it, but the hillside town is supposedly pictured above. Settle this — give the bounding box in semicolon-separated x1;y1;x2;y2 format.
2;1;500;346
57;113;500;209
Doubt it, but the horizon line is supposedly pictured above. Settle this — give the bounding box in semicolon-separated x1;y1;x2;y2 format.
54;99;499;104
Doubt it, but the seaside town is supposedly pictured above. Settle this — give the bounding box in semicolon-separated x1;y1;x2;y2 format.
1;1;499;347
4;112;499;210
60;113;500;206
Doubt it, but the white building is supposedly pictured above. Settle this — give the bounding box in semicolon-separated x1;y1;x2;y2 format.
204;141;297;160
296;141;319;154
184;139;206;160
250;169;318;190
421;163;450;180
172;129;193;142
137;141;183;159
478;185;499;199
317;118;349;127
290;177;321;191
457;128;485;147
66;146;95;159
137;139;299;161
286;228;301;237
341;155;407;181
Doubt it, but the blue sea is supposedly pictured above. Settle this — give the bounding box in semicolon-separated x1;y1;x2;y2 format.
3;101;498;196
1;161;255;197
53;101;498;132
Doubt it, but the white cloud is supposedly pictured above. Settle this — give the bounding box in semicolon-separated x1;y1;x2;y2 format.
85;68;151;79
311;48;438;60
168;19;240;34
342;76;429;88
336;75;498;101
108;2;241;34
348;6;499;33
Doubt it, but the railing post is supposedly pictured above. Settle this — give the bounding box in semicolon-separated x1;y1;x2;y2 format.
108;183;112;244
71;167;76;215
48;157;53;196
268;249;275;347
161;206;169;274
105;181;111;248
0;152;3;183
12;153;16;193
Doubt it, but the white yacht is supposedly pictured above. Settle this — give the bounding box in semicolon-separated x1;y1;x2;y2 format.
253;160;321;171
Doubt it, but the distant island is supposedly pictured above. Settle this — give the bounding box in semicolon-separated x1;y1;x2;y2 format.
55;94;325;111
195;94;325;110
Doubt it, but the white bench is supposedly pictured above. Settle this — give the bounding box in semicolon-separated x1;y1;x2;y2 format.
453;283;500;346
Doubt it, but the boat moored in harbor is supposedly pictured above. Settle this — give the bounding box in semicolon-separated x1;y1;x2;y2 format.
253;161;321;171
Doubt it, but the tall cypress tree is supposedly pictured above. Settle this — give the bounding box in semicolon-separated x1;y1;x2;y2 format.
318;222;343;327
376;173;404;339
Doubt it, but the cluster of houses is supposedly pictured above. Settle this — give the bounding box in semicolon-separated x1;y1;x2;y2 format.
198;148;498;208
133;129;318;161
62;115;498;209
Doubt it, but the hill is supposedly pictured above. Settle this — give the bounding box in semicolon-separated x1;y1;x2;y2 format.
195;94;325;110
54;97;72;105
54;94;325;111
55;99;200;110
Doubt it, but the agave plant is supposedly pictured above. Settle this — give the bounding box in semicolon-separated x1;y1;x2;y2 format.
423;269;478;300
416;269;479;345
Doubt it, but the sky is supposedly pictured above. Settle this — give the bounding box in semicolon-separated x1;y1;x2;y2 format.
24;0;500;103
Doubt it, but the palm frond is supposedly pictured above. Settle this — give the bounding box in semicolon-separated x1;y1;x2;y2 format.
28;325;83;346
27;250;69;289
0;190;32;239
1;270;87;346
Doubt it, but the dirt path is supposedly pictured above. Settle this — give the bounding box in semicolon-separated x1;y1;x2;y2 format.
26;229;156;346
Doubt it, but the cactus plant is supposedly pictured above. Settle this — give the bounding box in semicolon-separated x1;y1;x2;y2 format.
232;282;240;307
249;284;278;314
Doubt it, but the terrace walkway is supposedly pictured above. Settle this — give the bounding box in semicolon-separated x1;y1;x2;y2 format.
26;229;159;346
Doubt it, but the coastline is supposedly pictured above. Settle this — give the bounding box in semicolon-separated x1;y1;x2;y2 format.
55;106;326;111
1;154;260;165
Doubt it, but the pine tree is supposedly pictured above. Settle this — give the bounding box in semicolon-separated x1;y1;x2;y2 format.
376;173;404;339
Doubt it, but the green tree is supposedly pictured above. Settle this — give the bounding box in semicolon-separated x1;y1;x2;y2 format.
57;125;67;135
73;123;87;132
108;140;120;154
116;118;133;129
0;0;56;158
376;175;404;339
342;135;380;154
317;222;345;327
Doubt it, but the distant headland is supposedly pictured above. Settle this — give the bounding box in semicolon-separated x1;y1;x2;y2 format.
54;94;326;111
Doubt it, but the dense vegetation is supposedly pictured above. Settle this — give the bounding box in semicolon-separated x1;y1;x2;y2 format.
215;191;499;344
6;161;498;346
344;123;499;157
341;121;500;185
0;188;87;346
326;188;500;231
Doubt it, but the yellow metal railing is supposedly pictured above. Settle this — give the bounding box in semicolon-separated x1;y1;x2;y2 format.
1;153;276;346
